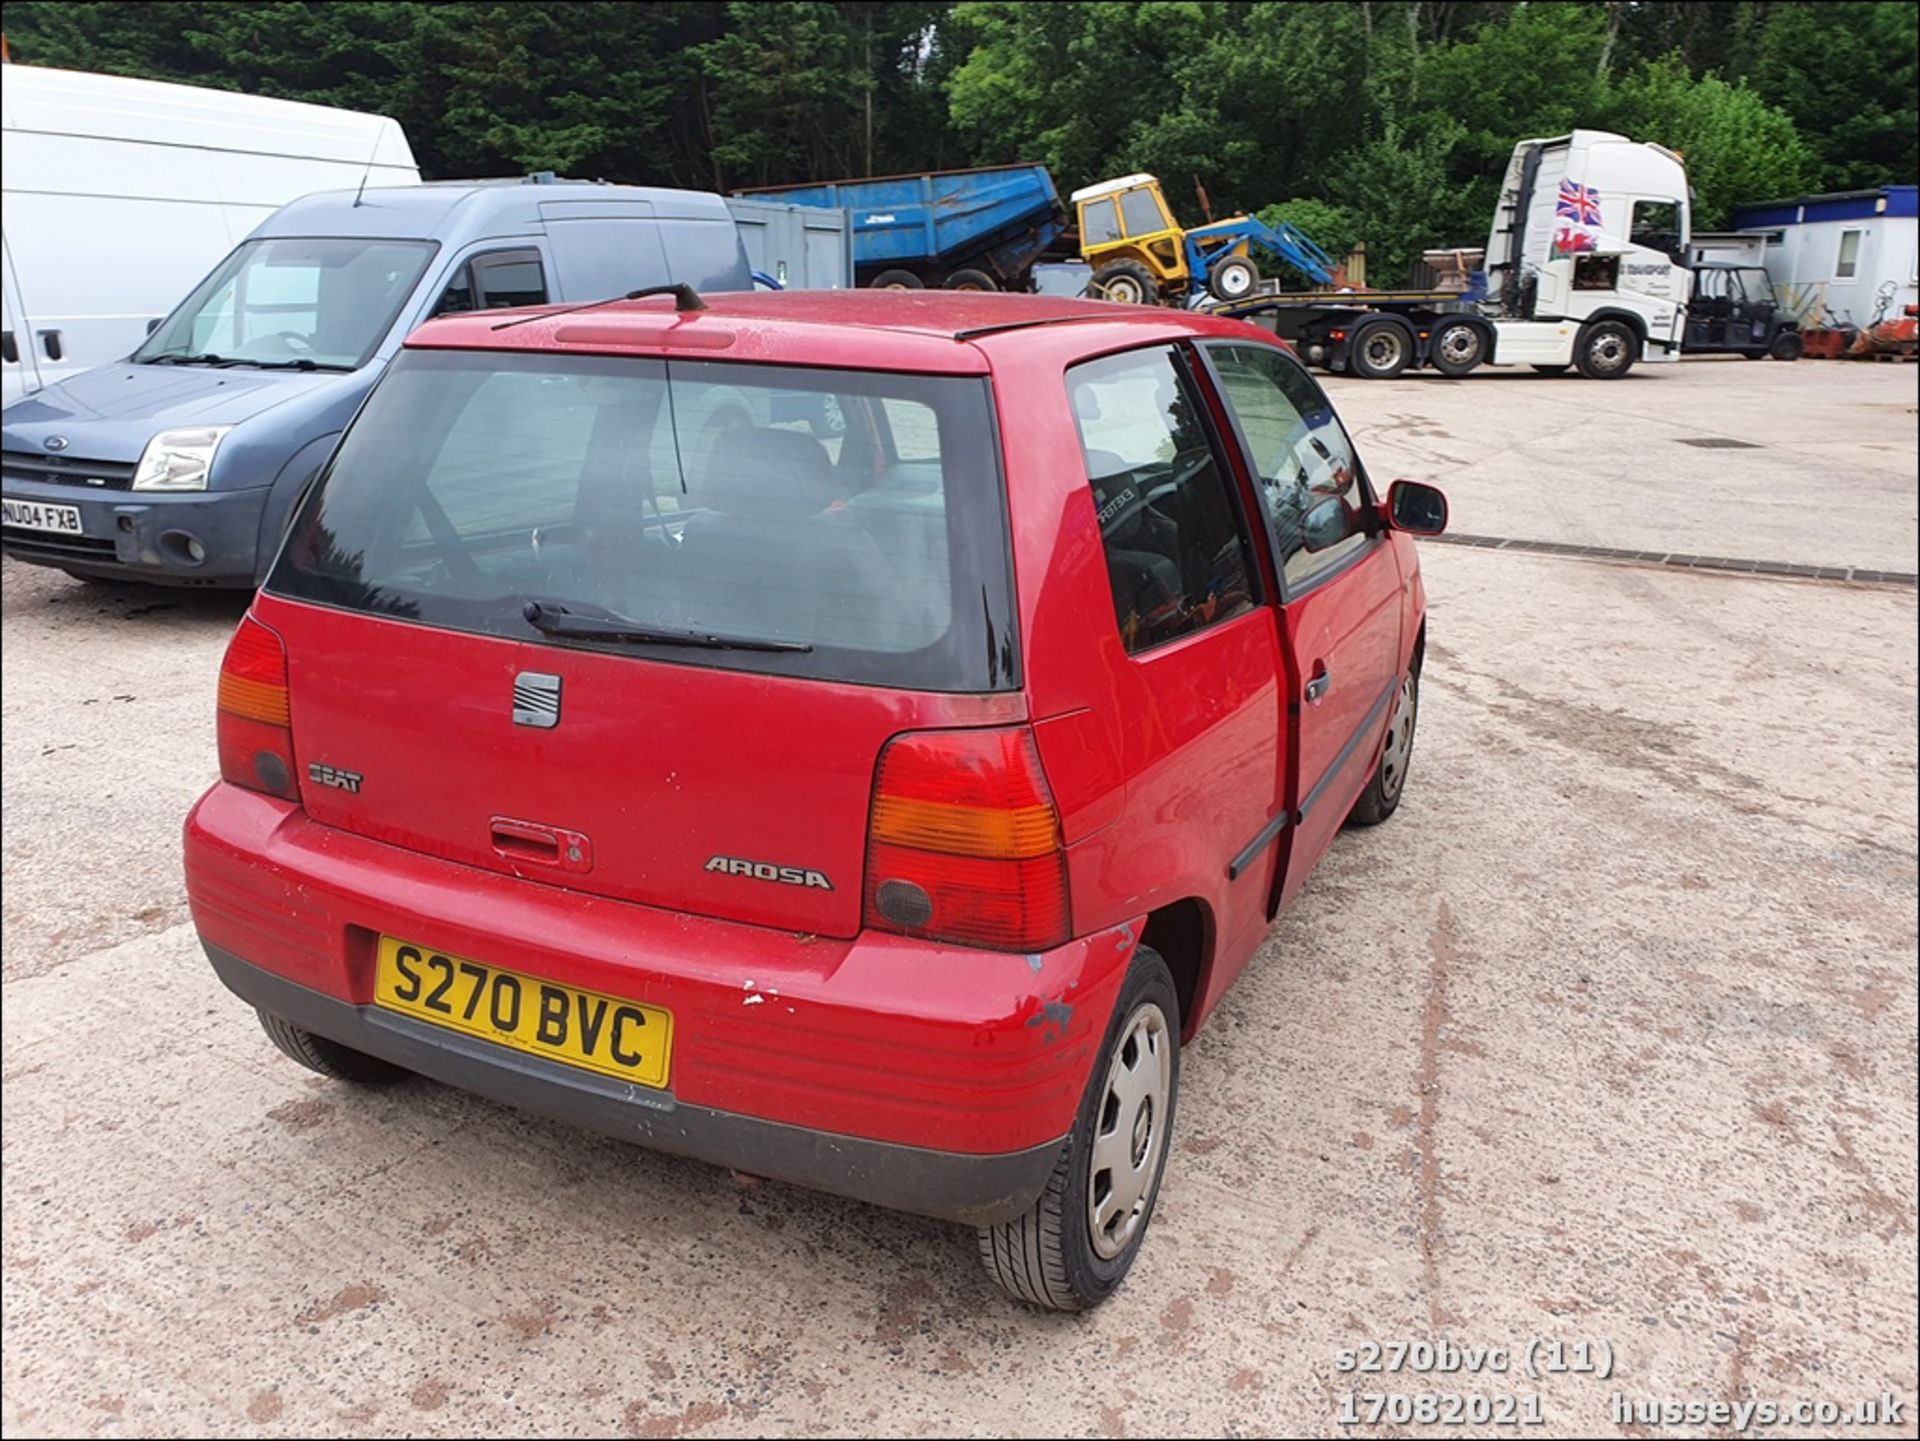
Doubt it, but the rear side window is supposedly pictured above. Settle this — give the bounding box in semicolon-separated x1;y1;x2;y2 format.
269;350;1017;691
1068;347;1256;655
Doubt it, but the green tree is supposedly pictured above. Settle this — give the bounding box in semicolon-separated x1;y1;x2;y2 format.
1605;55;1816;227
1733;0;1918;191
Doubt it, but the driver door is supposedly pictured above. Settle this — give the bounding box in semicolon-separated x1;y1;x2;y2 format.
1197;341;1405;915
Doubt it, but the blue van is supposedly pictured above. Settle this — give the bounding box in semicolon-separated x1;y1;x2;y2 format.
0;178;751;586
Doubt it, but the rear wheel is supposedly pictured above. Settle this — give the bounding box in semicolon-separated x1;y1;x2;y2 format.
943;267;998;292
258;1011;409;1085
1348;320;1412;379
869;268;923;290
1208;256;1260;302
1092;259;1157;305
1427;319;1486;376
978;945;1179;1311
1348;665;1419;827
1574;319;1638;379
1769;330;1804;361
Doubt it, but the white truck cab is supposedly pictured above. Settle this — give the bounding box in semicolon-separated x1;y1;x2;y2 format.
1482;129;1691;376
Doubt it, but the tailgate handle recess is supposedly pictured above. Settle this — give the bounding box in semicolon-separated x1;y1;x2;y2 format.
489;816;593;874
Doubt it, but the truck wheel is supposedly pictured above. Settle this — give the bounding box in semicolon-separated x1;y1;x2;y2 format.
1092;259;1157;305
258;1011;408;1085
1208;256;1260;302
1427;319;1486;376
944;268;998;292
870;269;923;290
1348;320;1412;379
1574;319;1638;379
1769;331;1803;362
978;945;1179;1311
1530;364;1569;375
1347;666;1419;827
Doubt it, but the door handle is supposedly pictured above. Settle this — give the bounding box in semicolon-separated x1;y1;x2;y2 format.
489;816;593;873
1304;667;1331;703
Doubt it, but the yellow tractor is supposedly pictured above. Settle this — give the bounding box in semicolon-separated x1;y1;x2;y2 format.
1072;174;1338;304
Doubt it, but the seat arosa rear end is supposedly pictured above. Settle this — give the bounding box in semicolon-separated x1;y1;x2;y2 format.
185;291;1190;1308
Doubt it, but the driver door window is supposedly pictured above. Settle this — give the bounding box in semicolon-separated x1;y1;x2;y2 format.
1630;200;1683;258
1203;343;1374;591
432;249;549;317
1068;346;1256;655
1081;198;1121;247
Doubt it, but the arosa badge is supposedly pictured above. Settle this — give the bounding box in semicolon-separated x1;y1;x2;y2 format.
512;672;561;728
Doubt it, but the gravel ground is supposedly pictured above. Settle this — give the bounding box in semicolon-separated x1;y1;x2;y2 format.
3;356;1915;1438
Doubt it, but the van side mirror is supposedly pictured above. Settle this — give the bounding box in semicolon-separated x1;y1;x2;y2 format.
1386;479;1448;536
146;318;163;335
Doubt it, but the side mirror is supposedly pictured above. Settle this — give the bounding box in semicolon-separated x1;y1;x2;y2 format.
146;317;163;335
1386;479;1448;536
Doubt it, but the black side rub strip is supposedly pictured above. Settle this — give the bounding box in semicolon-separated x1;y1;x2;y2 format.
1228;810;1290;881
1296;674;1401;825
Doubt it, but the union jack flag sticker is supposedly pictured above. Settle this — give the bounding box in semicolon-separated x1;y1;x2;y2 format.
1556;178;1603;226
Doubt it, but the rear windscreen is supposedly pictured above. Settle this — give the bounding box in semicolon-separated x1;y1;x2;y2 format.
268;349;1017;691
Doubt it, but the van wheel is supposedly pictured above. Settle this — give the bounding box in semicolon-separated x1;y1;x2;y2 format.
1348;320;1412;379
1092;259;1157;305
1575;319;1638;379
870;269;923;290
944;268;998;292
1769;331;1803;361
258;1011;408;1085
1428;319;1486;376
1348;666;1419;827
978;945;1179;1311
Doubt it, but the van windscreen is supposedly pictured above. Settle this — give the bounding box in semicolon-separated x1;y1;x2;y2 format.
267;349;1018;691
136;238;435;371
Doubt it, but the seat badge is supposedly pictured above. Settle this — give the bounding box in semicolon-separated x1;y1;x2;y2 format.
512;672;561;728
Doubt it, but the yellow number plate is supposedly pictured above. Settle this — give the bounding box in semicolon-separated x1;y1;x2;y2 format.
374;936;672;1089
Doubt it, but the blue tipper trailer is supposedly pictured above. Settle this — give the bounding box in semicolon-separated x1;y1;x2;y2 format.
733;164;1067;291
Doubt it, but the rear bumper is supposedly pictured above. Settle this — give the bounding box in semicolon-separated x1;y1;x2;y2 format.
0;474;264;584
204;941;1061;1225
184;783;1140;1224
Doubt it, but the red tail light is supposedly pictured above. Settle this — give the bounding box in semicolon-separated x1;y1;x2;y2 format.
217;614;300;802
863;727;1069;951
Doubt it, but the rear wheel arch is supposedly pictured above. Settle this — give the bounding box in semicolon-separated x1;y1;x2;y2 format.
1139;898;1211;1040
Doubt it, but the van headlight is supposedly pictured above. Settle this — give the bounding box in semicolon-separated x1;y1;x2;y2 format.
131;426;233;491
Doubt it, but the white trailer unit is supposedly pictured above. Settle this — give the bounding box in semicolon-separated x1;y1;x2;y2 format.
2;63;418;405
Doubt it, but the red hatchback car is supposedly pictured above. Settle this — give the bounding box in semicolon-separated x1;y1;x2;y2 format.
185;288;1445;1310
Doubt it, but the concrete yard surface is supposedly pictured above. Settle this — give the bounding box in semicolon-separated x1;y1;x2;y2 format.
3;356;1916;1437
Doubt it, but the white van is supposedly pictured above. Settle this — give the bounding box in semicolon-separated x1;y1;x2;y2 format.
1;63;419;405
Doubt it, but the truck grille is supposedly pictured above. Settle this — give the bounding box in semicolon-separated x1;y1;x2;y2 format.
0;450;138;490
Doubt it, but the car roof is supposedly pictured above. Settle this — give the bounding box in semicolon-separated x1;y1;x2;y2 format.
405;289;1283;375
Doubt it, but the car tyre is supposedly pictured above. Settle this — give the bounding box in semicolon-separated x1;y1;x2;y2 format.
1347;663;1420;827
1769;331;1804;362
1092;259;1158;305
869;269;924;290
1574;319;1638;379
258;1010;409;1084
1427;319;1486;376
978;945;1180;1311
1348;319;1412;379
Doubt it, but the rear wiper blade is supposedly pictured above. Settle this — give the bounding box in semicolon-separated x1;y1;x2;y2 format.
522;600;811;653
